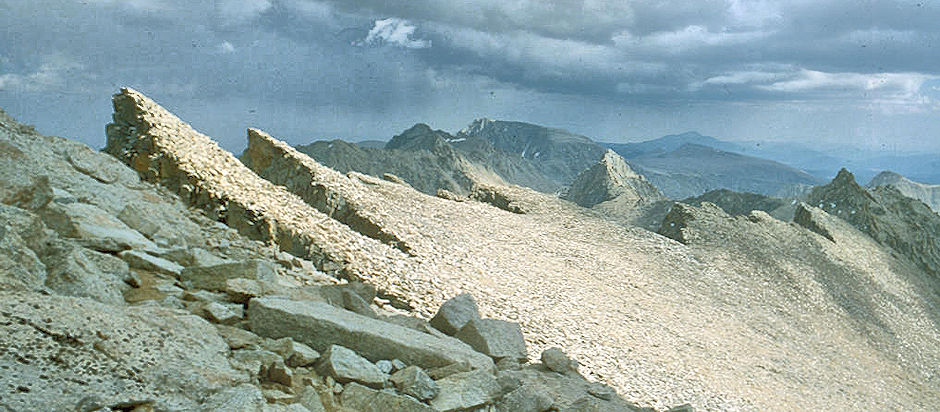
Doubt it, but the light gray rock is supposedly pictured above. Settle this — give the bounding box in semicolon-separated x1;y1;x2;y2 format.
376;359;395;374
160;247;228;267
541;347;579;375
181;259;277;290
41;240;129;305
203;301;242;324
497;384;554;412
315;345;387;389
0;292;246;411
0;204;47;290
201;384;265;412
118;250;183;277
456;318;528;361
389;365;440;401
430;293;480;336
296;386;327;412
263;337;320;367
248;298;494;372
340;382;435;412
215;324;263;349
39;201;157;252
430;369;502;412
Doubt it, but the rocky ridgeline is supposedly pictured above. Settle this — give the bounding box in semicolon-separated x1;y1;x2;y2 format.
807;169;940;278
0;104;685;411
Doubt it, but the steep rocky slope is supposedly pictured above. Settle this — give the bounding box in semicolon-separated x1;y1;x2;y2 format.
808;169;940;278
1;103;649;411
867;170;940;213
5;90;940;411
105;90;940;410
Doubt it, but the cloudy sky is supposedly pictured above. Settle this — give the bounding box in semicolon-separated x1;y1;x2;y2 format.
1;0;939;152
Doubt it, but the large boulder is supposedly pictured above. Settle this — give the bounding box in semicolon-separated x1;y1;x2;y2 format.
429;293;480;336
248;297;494;372
455;318;528;362
430;369;502;411
315;345;387;388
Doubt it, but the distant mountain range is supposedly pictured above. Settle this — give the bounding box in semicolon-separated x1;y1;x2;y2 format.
303;123;832;201
602;133;823;199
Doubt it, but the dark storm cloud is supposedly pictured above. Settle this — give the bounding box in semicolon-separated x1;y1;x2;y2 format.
1;0;938;151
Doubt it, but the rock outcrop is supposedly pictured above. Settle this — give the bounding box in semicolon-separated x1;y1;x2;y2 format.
104;87;409;279
563;149;665;208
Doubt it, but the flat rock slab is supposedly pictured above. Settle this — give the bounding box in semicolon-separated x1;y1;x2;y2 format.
41;202;157;252
119;250;183;277
0;291;245;411
249;297;494;372
340;382;435;412
181;259;277;290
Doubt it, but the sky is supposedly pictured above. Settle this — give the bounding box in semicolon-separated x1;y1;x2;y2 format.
1;0;939;153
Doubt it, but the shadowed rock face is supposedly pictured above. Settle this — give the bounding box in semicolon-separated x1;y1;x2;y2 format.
456;118;606;187
808;168;940;278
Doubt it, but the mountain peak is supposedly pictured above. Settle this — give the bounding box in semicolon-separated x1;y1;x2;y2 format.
563;150;664;207
385;123;450;151
833;168;857;186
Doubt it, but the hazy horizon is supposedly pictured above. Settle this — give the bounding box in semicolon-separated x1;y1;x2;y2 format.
2;1;939;154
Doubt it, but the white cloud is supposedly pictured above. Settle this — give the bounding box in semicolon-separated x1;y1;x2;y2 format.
613;25;770;53
218;41;236;54
361;18;431;49
759;70;930;96
0;55;84;92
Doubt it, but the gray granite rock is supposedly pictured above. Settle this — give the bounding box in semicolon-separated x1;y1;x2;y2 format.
455;318;528;361
429;293;480;336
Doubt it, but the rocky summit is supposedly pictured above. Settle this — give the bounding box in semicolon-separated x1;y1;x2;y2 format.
1;90;939;412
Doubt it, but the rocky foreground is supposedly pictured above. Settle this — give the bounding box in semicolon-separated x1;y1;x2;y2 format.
1;88;939;411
